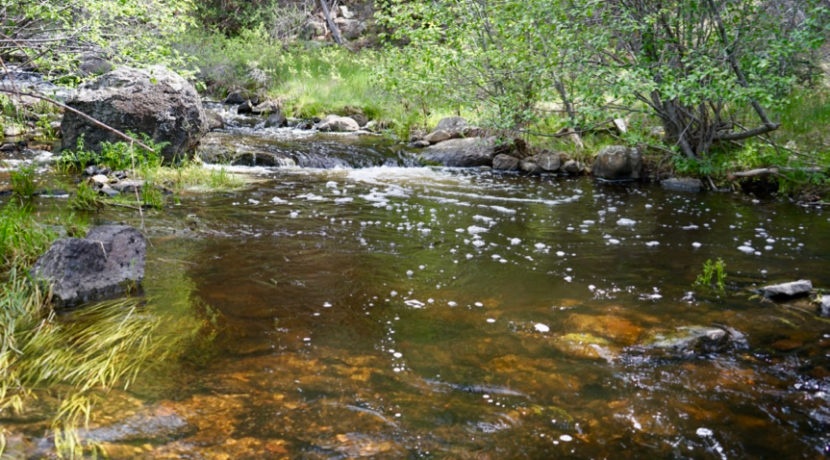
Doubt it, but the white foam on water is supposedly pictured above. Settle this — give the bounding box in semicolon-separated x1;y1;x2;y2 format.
617;218;636;226
534;323;550;333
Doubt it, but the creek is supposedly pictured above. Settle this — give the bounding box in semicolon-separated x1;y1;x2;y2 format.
3;117;830;458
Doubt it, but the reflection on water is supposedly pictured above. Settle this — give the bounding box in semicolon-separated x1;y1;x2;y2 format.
6;165;830;458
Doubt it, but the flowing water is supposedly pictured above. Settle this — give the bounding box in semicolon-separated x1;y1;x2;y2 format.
3;124;830;458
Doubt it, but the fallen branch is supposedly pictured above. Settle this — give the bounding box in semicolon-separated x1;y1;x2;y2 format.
0;88;156;152
727;166;825;180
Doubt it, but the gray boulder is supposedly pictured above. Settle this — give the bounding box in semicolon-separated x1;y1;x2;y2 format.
30;225;146;308
492;154;520;171
265;112;287;128
224;90;246;105
562;159;581;175
519;160;542;175
423;129;453;145
420;137;497;167
534;152;561;172
591;145;642;181
61;66;208;163
761;280;813;299
435;117;468;132
662;177;703;193
317;115;360;132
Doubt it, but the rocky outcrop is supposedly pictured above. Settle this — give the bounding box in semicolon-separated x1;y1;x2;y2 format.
662;177;703;193
419;137;497;167
761;280;813;299
30;225;146;308
61;66;208;163
591;145;642;181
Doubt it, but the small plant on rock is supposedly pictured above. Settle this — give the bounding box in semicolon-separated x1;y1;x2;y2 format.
695;258;727;293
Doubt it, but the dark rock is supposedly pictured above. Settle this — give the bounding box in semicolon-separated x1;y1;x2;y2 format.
99;185;119;197
30;225;146;308
237;100;254;114
224;90;246;105
83;165;99;176
0;142;18;151
411;140;431;148
295;120;315;130
519;160;542;175
112;170;128;180
265;112;287;128
662;177;703;193
591;145;642;181
534;152;561;172
231;151;296;167
61;66;207;163
819;296;830;317
420;137;497;167
493;154;520;171
761;280;813;299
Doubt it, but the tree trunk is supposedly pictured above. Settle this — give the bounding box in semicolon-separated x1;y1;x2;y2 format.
318;0;344;46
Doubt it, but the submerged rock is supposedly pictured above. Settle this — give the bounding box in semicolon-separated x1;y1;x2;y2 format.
419;137;496;167
61;66;208;163
30;225;146;308
552;333;619;362
761;280;813;299
591;145;642;181
661;177;703;193
641;326;733;356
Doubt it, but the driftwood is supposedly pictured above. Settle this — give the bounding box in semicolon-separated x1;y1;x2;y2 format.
727;167;825;180
318;0;344;46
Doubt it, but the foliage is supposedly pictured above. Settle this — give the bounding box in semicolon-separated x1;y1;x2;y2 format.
9;163;37;201
695;258;727;292
58;135;164;173
69;181;104;212
375;0;828;157
0;203;56;272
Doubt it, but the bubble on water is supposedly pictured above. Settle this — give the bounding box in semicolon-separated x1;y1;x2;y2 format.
486;318;496;323
335;197;354;204
737;245;755;254
696;427;713;437
404;299;425;308
468;225;489;235
556;251;566;257
466;253;474;259
607;239;621;245
509;237;522;245
406;270;414;277
564;276;573;282
645;241;660;247
248;198;260;205
692;242;702;248
289;211;299;218
427;298;435;304
682;224;699;230
322;302;332;308
325;181;338;188
534;323;550;333
617;218;636;226
393;352;403;358
474;302;484;307
390;290;398;297
448;301;458;307
588;285;596;291
559;434;573;442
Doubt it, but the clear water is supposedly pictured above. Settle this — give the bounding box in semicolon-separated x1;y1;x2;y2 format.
4;146;830;458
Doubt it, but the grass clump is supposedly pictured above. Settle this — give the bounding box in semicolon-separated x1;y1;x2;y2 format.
0;204;57;273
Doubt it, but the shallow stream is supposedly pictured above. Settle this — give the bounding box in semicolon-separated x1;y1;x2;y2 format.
3;125;830;458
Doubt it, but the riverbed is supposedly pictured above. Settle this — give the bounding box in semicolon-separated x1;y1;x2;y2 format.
2;127;829;458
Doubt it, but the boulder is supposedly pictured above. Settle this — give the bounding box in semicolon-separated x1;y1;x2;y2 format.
435;117;468;132
78;52;112;76
519;160;542;175
662;177;703;193
30;225;146;308
317;115;360;132
424;129;453;145
251;100;281;115
205;110;224;131
61;66;207;163
492;154;520;171
591;145;642;181
342;106;368;127
237;100;254;114
265;112;287;128
420;137;497;167
534;152;561;172
562;159;581;175
761;280;813;299
224;90;246;105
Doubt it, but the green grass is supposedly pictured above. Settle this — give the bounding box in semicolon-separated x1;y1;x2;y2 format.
0;203;58;273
